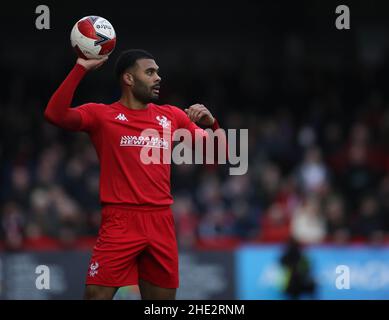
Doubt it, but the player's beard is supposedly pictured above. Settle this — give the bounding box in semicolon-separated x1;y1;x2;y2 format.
132;77;158;103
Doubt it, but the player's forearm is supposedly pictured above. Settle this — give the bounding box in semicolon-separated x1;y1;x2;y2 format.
44;63;87;130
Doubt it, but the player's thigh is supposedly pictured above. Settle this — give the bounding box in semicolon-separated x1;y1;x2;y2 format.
138;212;179;289
86;206;148;287
84;284;118;300
138;278;176;300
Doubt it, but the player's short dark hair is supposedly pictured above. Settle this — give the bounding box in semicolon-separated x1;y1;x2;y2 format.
115;49;155;79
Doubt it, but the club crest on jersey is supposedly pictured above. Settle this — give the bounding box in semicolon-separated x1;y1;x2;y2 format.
89;261;99;277
156;115;170;129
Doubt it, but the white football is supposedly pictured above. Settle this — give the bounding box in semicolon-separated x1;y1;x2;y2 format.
70;16;116;59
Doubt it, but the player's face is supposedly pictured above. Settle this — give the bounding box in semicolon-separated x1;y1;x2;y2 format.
131;59;161;103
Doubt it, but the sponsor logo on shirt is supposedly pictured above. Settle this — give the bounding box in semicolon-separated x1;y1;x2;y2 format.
120;135;169;149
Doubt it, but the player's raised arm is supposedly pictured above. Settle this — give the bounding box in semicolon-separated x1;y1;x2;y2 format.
44;57;107;131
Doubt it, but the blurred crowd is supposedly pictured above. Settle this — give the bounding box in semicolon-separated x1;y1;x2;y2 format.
172;105;389;248
2;29;389;251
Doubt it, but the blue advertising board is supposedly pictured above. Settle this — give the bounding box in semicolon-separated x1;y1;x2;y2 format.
236;245;389;300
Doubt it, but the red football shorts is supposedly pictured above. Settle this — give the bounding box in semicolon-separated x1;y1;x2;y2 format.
85;204;179;288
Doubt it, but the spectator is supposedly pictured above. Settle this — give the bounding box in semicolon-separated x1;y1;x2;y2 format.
296;146;330;195
340;142;379;210
260;203;290;242
1;201;25;251
352;195;385;244
290;196;326;244
323;195;350;244
172;194;198;248
279;237;317;300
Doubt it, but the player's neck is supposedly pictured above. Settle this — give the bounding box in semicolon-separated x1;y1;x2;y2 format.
119;95;148;110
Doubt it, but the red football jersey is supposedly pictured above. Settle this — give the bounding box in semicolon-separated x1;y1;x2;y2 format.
75;101;220;206
45;64;221;207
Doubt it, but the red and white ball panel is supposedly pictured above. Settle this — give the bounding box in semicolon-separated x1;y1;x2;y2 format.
70;16;116;59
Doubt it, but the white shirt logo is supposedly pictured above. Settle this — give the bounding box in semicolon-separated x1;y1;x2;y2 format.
120;135;169;149
89;262;99;277
156;115;170;128
115;113;128;121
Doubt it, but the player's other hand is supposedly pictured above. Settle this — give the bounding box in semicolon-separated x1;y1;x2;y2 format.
185;104;215;126
76;56;108;71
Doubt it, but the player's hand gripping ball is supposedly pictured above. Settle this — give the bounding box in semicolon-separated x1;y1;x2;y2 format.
71;16;116;59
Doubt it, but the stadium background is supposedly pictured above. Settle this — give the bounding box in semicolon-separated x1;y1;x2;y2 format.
1;0;389;299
